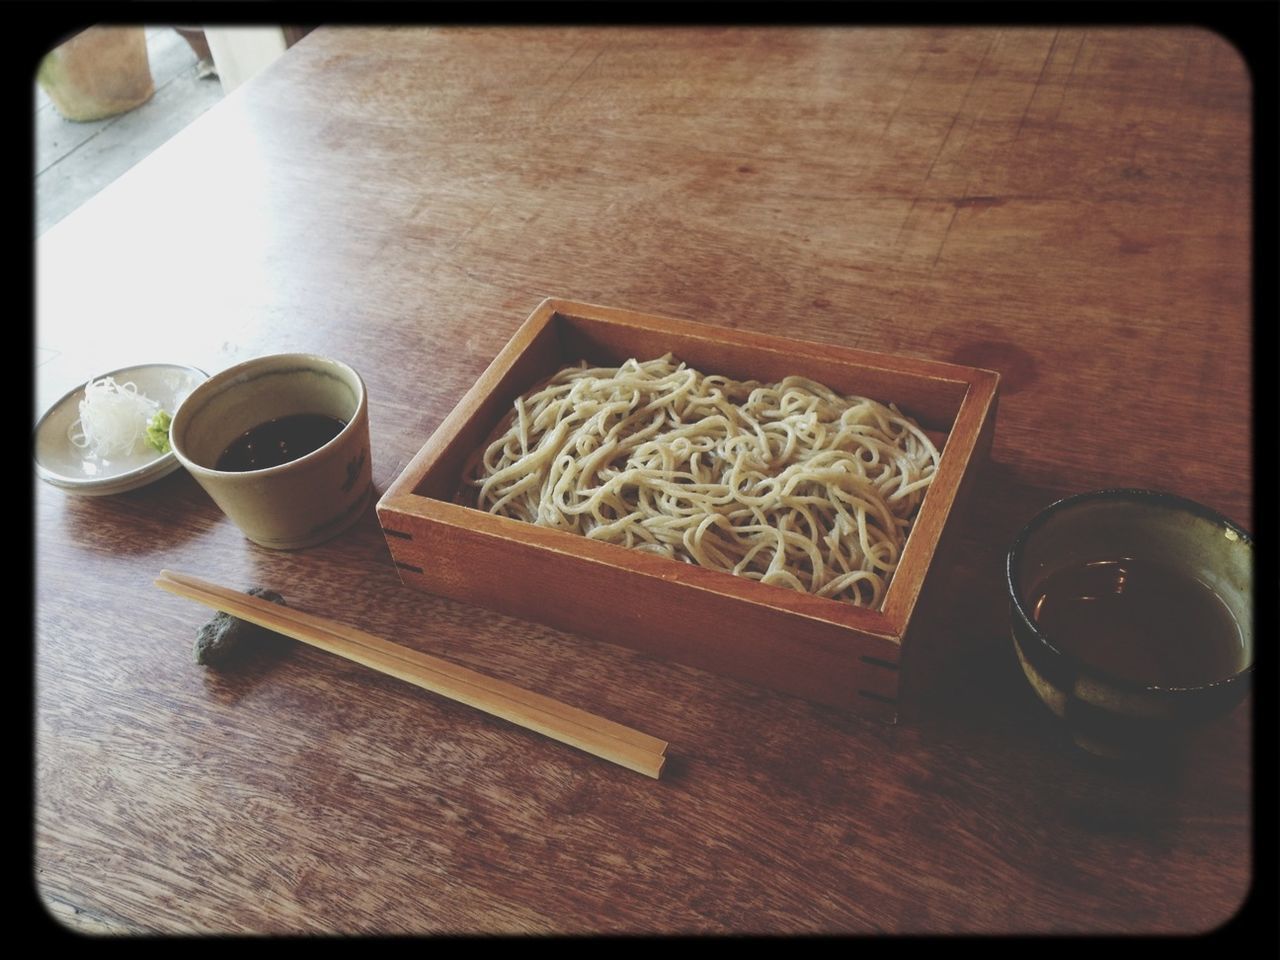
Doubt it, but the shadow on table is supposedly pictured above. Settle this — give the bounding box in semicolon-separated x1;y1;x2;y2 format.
197;626;301;704
898;457;1066;731
890;458;1249;843
51;467;218;556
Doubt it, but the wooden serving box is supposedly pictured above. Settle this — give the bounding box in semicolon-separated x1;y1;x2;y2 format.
377;299;998;720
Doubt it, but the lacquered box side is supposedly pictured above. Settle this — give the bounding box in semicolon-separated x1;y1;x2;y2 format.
880;371;1000;628
378;493;905;717
385;492;898;636
894;393;1000;720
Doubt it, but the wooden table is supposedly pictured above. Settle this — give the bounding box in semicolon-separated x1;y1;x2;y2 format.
35;26;1254;935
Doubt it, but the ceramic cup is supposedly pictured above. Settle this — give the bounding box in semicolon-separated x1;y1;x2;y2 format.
170;354;373;550
1006;489;1253;759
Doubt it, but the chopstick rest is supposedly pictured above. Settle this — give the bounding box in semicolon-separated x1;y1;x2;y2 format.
155;569;667;779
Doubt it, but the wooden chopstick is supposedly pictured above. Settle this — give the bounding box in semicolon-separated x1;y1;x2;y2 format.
156;569;667;778
159;569;667;757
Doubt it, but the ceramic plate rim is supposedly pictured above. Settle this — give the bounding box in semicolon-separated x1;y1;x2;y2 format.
34;362;209;495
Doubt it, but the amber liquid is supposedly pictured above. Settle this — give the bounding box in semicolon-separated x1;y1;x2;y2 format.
215;414;347;472
1030;558;1246;687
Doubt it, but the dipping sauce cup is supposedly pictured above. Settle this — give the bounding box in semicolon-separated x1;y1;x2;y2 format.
1006;489;1253;758
170;354;373;550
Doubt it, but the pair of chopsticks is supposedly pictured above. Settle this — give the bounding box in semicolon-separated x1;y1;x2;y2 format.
155;570;667;778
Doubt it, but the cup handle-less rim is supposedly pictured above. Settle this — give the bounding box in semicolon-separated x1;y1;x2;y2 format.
170;353;367;479
1005;487;1254;695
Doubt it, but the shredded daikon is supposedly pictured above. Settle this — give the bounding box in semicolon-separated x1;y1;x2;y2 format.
67;376;164;459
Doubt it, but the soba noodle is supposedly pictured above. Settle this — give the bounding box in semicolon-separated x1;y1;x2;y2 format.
468;356;940;608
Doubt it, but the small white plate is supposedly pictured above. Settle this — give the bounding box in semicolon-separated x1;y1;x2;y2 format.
35;363;208;496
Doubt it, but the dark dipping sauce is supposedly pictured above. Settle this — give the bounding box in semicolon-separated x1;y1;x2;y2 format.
1030;558;1246;688
215;413;347;472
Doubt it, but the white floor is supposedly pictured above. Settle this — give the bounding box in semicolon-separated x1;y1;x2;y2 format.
35;27;225;237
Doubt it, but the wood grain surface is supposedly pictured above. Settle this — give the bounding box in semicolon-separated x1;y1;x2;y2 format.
34;26;1253;935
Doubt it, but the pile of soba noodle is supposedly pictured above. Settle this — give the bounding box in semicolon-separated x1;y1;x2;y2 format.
468;356;940;608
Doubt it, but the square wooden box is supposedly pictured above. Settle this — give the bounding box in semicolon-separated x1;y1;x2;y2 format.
377;299;998;720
